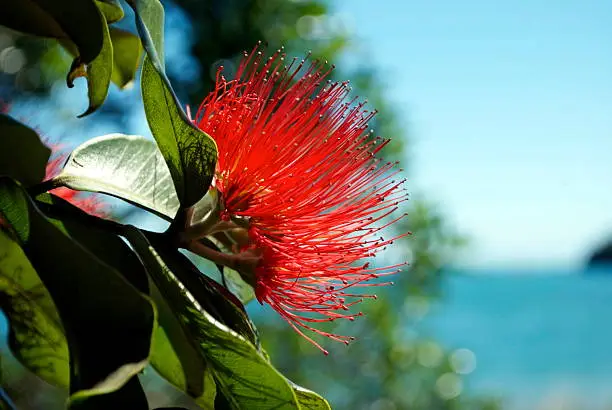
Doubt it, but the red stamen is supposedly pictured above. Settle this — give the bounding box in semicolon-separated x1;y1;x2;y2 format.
194;44;409;353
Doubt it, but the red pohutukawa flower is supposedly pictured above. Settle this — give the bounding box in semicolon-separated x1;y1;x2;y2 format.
191;46;409;353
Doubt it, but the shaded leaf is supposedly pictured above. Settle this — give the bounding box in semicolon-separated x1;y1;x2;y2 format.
95;0;124;23
0;114;51;187
0;178;155;408
127;0;164;68
68;11;113;118
37;192;215;407
142;233;259;409
147;234;258;346
129;0;218;208
0;230;68;388
0;0;64;38
149;281;216;409
124;227;299;410
0;0;103;63
35;192;213;407
35;193;154;410
204;236;256;305
290;382;331;410
222;268;256;306
55;133;179;220
153;408;191;410
141;55;217;209
34;192;150;295
109;28;144;89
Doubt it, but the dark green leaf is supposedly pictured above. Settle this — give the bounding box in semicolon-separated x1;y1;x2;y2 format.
204;237;255;305
123;227;299;410
95;0;124;24
0;178;156;408
34;192;211;407
149;280;217;409
55;2;139;115
129;0;217;208
34;192;150;295
290;383;331;410
0;114;51;187
35;193;155;409
153;408;191;410
109;28;144;89
147;234;258;346
127;0;164;68
69;11;114;118
141;55;217;209
37;192;216;407
0;0;64;38
0;0;103;64
0;230;68;388
55;133;179;220
142;233;258;409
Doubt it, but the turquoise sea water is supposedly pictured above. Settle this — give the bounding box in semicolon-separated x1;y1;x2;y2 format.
421;268;612;409
2;268;611;409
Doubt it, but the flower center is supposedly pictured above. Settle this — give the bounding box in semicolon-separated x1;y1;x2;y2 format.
181;187;262;288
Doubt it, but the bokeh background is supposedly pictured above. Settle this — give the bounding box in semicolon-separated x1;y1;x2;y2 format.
1;0;611;409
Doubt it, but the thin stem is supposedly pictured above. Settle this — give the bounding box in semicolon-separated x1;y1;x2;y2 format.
27;177;62;196
0;386;18;410
179;219;236;243
185;240;259;287
186;240;241;270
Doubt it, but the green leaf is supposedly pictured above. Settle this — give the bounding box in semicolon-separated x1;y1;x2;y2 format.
127;0;164;68
147;234;259;346
95;0;124;23
0;0;104;63
149;281;217;409
141;55;217;209
0;114;51;187
35;192;213;407
56;3;140;115
34;192;150;295
109;28;144;89
67;10;114;118
154;408;190;410
0;0;122;116
222;268;256;305
204;236;256;305
129;0;217;208
0;178;156;408
34;193;156;409
290;383;331;410
0;230;69;388
144;234;260;409
123;227;300;410
54;133;179;220
0;0;63;38
33;195;151;405
37;192;216;408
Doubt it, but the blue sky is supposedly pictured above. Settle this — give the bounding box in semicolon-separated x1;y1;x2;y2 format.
332;0;612;269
